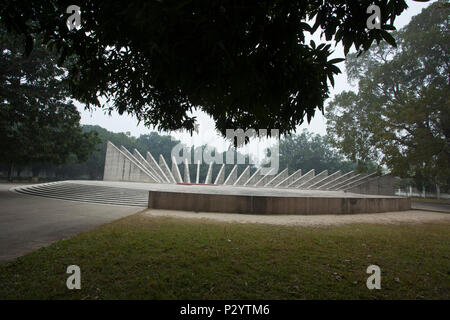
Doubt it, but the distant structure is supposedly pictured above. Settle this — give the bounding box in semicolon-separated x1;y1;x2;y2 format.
103;141;397;196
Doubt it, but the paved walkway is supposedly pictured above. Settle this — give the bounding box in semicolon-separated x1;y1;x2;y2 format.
0;184;143;263
411;200;450;213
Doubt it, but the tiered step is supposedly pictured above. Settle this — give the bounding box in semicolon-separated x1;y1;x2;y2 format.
13;182;148;207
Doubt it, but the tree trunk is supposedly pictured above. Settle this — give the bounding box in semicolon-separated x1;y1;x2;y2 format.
7;163;14;182
31;166;40;183
436;184;441;200
89;168;99;180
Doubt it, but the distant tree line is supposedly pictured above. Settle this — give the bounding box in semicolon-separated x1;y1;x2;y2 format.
0;125;255;182
2;125;361;183
278;130;360;175
0;125;181;181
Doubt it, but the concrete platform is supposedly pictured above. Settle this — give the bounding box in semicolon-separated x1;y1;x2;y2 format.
12;181;410;215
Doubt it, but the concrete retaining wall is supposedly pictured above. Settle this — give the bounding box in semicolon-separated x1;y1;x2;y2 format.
148;191;411;215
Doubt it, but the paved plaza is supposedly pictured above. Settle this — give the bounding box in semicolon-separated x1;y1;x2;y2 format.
0;184;142;263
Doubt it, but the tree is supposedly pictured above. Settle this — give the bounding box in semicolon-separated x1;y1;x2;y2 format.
1;0;419;137
326;1;449;189
279;129;356;174
326;91;384;173
135;132;181;164
50;125;182;180
0;26;99;181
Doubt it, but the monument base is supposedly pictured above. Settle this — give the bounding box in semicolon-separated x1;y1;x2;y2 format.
148;186;410;215
12;181;411;215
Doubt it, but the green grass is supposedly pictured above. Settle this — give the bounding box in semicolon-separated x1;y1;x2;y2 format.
0;213;449;299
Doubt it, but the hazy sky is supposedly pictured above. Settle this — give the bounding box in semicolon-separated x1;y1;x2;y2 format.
76;0;434;159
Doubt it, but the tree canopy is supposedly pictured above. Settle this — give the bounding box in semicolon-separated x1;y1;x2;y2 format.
279;129;357;174
326;0;449;188
0;25;99;178
0;0;420;137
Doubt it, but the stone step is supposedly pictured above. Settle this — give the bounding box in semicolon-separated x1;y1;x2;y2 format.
14;189;148;206
24;183;147;197
13;182;148;207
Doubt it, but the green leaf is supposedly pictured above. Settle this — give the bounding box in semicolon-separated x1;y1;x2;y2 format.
328;58;345;64
381;31;397;48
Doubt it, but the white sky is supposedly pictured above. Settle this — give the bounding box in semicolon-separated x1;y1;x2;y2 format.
76;0;434;160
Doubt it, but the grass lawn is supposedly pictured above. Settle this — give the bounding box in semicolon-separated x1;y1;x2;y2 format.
0;213;449;299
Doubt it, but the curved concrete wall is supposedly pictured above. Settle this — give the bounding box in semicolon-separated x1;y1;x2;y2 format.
148;191;411;215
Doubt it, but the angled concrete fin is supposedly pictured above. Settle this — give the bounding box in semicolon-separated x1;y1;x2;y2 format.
159;155;176;183
214;164;225;185
275;169;302;187
147;151;170;183
308;170;341;189
319;171;354;190
337;172;377;190
298;170;328;189
196;160;201;184
224;165;238;185
205;162;213;184
234;166;251;186
244;167;261;186
265;168;288;187
255;168;276;186
344;174;397;195
119;146;158;182
103;142;156;182
183;158;191;183
327;173;361;190
288;169;315;188
171;156;183;183
132;149;162;183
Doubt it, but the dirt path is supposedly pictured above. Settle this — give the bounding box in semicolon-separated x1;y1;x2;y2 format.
142;209;450;227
